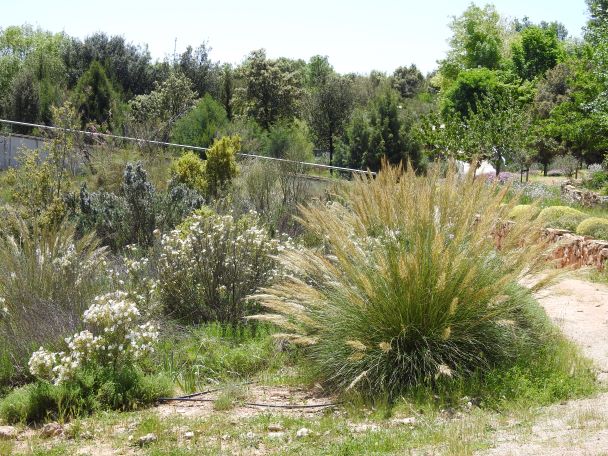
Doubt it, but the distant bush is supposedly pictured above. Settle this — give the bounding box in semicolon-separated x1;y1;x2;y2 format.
0;218;107;382
170;151;207;192
157;211;282;325
508;204;540;221
205;136;239;197
551;154;578;178
171;94;228;148
547;169;564;177
576;217;608;240
253;162;551;398
537;206;588;231
78;162;203;251
584;168;608;190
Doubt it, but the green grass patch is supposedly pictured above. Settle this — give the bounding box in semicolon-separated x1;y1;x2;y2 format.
155;323;304;393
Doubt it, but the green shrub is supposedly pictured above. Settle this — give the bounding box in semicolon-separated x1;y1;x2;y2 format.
0;381;57;424
252;162;553;398
537;206;588;231
170;151;207;192
0;369;172;424
576;217;608;240
205;136;239;197
507;204;540;220
170;94;228;148
584;169;608;190
0;218;107;383
157;211;281;325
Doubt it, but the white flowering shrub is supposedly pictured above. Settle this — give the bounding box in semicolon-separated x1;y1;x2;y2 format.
157;210;284;324
28;291;159;385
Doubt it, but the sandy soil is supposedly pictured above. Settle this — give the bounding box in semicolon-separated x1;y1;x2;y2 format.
479;277;608;456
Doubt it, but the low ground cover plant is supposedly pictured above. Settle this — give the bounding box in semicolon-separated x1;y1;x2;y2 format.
576;217;608;240
252;161;559;398
536;206;589;231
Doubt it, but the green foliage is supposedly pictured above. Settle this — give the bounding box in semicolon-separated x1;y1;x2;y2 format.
73;61;120;129
78;161;204;251
157;211;280;325
584;168;608;189
236;49;302;129
576;217;608;239
442;68;511;118
77;185;131;251
508;204;541;220
341;88;420;171
170;94;228;148
128;72;197;141
307;74;354;167
204;136;239;197
8;68;40;131
537;206;589;231
122;162;156;246
157;323;291;392
512;26;562;81
0;218;107;383
392;65;424;98
440;4;506;82
170;151;207;193
0;369;172;424
551;154;579;178
253;162;552;398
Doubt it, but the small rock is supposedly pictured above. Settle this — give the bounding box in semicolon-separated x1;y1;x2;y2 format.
268;431;285;439
296;427;310;438
0;426;17;440
40;422;63;438
184;431;194;440
245;431;256;439
391;417;416;426
221;434;230;441
268;423;283;432
138;433;157;446
350;423;379;433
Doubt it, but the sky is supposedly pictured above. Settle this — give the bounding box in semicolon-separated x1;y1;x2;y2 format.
1;0;590;75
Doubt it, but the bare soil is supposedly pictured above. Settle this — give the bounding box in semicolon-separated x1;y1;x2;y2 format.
479;277;608;455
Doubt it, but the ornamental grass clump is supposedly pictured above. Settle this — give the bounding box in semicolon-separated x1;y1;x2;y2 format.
252;161;554;398
0;216;107;380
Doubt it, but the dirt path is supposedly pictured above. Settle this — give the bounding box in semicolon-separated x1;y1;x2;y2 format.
479;277;608;455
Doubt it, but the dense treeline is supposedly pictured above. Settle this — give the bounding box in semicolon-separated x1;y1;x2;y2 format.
1;0;608;173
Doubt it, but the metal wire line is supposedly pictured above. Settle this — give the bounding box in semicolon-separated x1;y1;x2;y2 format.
0;118;375;175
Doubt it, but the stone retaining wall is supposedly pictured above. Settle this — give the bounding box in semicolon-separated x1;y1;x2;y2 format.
544;228;608;270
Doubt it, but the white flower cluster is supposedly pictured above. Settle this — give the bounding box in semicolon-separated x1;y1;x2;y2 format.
28;347;56;379
84;291;140;330
28;292;158;385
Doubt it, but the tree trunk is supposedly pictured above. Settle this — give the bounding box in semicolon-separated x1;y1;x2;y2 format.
543;162;548;177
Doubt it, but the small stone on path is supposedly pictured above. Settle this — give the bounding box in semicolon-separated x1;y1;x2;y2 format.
0;426;17;440
138;433;157;446
296;427;310;438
